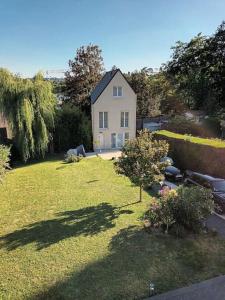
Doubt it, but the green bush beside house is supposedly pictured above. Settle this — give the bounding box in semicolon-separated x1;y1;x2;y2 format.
54;105;92;152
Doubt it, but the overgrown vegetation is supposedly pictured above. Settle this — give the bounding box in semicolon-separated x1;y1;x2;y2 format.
0;69;56;162
146;186;214;235
0;144;10;182
115;129;169;202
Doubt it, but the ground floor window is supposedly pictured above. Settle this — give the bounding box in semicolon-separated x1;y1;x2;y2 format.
111;132;129;148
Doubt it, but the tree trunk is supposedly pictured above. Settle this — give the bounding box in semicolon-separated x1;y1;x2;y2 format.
139;184;142;202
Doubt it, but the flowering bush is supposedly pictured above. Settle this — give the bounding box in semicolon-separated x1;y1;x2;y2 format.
147;189;176;233
145;185;214;235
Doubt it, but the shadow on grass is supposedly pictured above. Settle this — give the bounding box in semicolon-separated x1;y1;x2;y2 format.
13;154;65;170
56;164;73;170
29;226;218;300
86;179;99;184
0;203;133;251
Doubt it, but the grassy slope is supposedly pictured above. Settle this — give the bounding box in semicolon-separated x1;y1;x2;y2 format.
157;130;225;148
0;156;225;299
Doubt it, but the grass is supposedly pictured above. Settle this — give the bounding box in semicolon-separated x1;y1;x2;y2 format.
157;130;225;148
1;156;225;299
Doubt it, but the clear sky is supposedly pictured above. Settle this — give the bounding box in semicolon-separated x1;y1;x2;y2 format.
0;0;224;77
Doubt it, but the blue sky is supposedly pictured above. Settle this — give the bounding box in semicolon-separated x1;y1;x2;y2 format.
0;0;224;77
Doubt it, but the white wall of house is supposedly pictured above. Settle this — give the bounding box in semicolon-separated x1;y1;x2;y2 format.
92;71;136;151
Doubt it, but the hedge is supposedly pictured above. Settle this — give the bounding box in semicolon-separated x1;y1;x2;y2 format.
156;130;225;179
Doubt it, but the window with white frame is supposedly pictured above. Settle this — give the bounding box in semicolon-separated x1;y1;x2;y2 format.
113;86;122;97
120;111;129;127
99;112;108;129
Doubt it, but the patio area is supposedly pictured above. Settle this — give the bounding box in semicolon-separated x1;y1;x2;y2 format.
97;149;122;160
86;150;122;160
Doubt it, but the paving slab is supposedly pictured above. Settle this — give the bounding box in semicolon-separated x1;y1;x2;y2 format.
85;152;97;158
97;150;121;160
147;275;225;300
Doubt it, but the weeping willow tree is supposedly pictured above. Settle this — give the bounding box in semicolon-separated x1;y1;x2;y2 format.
0;68;56;161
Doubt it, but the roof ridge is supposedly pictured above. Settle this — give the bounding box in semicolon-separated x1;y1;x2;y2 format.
90;69;119;104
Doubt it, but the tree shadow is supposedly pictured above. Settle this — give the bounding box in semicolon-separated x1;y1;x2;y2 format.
0;203;133;251
13;154;64;170
118;200;141;208
86;179;99;184
29;226;223;300
56;164;73;170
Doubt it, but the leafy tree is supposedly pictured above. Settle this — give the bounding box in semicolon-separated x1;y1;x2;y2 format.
165;21;225;113
166;34;209;109
65;44;104;114
149;72;184;115
126;68;161;117
126;68;182;117
0;69;56;162
114;129;169;202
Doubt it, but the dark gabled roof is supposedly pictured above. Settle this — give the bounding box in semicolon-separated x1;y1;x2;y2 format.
90;69;118;104
90;68;135;104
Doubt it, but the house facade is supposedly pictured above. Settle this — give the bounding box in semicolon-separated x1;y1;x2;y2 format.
91;69;137;151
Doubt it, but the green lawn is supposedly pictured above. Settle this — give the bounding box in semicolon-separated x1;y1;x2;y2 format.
157;130;225;148
1;156;225;300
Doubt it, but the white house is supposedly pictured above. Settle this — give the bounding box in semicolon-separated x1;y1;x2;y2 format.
90;69;137;151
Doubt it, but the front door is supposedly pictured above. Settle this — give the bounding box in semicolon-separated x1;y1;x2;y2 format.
111;133;126;148
111;133;116;148
98;133;104;149
117;133;123;148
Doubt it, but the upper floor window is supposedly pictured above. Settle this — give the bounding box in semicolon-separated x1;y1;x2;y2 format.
113;86;122;97
121;111;129;128
99;112;108;129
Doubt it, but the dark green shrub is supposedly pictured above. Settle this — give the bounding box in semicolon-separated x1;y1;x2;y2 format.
54;104;92;152
203;117;221;137
0;144;10;182
171;186;214;233
170;223;187;238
